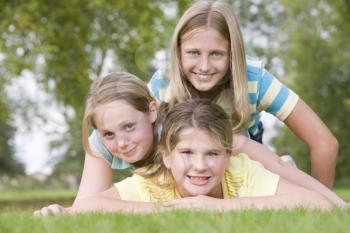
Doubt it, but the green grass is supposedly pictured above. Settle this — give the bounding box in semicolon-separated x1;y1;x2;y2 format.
0;190;75;212
0;209;349;233
334;188;350;201
0;190;75;201
0;188;349;233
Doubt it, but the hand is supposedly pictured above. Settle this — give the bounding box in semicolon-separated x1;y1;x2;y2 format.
33;204;71;216
162;195;228;212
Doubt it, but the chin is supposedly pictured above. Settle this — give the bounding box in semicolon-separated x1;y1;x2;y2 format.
193;85;215;92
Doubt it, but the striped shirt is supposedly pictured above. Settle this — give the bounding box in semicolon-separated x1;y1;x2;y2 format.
148;57;299;137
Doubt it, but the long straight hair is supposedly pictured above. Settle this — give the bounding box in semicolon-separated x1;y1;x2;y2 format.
169;0;250;132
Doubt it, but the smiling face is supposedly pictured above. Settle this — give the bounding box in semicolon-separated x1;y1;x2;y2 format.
163;127;230;198
93;100;157;163
180;28;230;93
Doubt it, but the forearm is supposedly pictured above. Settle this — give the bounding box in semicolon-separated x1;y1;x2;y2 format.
70;196;159;214
271;162;344;207
233;135;344;207
223;191;333;211
309;140;338;189
283;98;339;189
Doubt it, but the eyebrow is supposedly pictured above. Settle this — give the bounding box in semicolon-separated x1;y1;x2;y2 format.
100;120;134;132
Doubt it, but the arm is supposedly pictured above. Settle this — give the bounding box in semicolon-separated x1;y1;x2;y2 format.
284;99;338;188
163;178;333;211
232;134;345;207
70;186;159;214
34;152;114;216
72;152;113;205
223;178;333;210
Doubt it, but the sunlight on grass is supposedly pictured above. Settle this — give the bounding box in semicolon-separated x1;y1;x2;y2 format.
0;190;75;201
0;209;349;233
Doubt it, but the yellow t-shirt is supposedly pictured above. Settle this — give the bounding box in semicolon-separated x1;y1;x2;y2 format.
114;153;280;202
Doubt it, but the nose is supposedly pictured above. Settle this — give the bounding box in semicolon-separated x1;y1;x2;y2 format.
116;136;129;150
198;55;210;73
191;154;208;172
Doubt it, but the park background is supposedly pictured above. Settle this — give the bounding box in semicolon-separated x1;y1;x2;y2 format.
0;0;349;220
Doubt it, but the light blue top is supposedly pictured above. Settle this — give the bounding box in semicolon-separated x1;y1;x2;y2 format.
148;57;299;137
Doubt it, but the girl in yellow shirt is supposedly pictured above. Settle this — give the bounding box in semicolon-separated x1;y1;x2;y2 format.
71;99;334;213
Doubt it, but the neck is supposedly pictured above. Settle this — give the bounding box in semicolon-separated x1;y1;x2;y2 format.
198;85;223;100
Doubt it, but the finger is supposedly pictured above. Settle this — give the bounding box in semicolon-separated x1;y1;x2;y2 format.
48;204;63;215
33;210;41;217
40;207;51;216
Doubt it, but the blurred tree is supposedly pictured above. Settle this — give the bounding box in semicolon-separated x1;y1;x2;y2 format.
0;0;194;179
0;91;25;176
272;0;350;182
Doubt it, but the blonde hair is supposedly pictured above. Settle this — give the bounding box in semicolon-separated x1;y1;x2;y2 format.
141;99;232;184
82;72;157;166
169;0;250;132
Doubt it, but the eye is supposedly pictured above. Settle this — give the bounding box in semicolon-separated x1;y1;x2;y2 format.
187;50;199;56
206;152;219;157
103;132;115;140
179;150;192;155
125;123;135;132
211;51;225;57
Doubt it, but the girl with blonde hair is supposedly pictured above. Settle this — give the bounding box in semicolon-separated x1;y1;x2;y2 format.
149;0;338;189
70;99;335;213
35;71;344;216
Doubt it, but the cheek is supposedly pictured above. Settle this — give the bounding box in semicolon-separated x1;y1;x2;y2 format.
135;125;154;146
212;157;229;175
169;156;189;178
215;59;229;73
181;56;194;72
104;140;117;153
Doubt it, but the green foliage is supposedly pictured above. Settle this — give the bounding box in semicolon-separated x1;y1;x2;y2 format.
272;0;350;181
0;90;24;176
0;0;193;178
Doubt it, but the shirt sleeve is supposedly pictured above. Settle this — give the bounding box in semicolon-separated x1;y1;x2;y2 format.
244;156;280;196
232;154;280;197
257;69;299;121
147;69;170;102
114;176;142;201
88;130;132;170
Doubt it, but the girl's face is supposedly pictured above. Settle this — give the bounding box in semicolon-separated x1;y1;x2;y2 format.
180;28;229;93
94;100;157;163
163;127;230;198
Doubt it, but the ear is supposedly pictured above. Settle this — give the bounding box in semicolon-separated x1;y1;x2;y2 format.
162;152;171;169
148;101;157;123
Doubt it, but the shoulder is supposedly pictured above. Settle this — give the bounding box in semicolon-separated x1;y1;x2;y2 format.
114;175;141;201
148;70;170;101
246;56;266;81
227;153;280;196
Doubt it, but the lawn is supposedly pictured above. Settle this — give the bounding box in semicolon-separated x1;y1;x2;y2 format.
0;189;349;233
1;209;349;233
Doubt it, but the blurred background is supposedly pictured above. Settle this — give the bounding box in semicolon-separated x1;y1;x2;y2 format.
0;0;349;210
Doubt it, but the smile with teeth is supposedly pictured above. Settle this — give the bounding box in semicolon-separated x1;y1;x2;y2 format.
194;72;214;81
187;175;210;185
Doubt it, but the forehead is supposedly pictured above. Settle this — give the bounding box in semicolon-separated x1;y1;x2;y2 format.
175;128;223;150
94;100;146;129
180;28;229;49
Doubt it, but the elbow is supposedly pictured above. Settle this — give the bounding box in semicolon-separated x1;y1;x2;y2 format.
323;134;339;159
329;135;339;156
311;133;339;159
